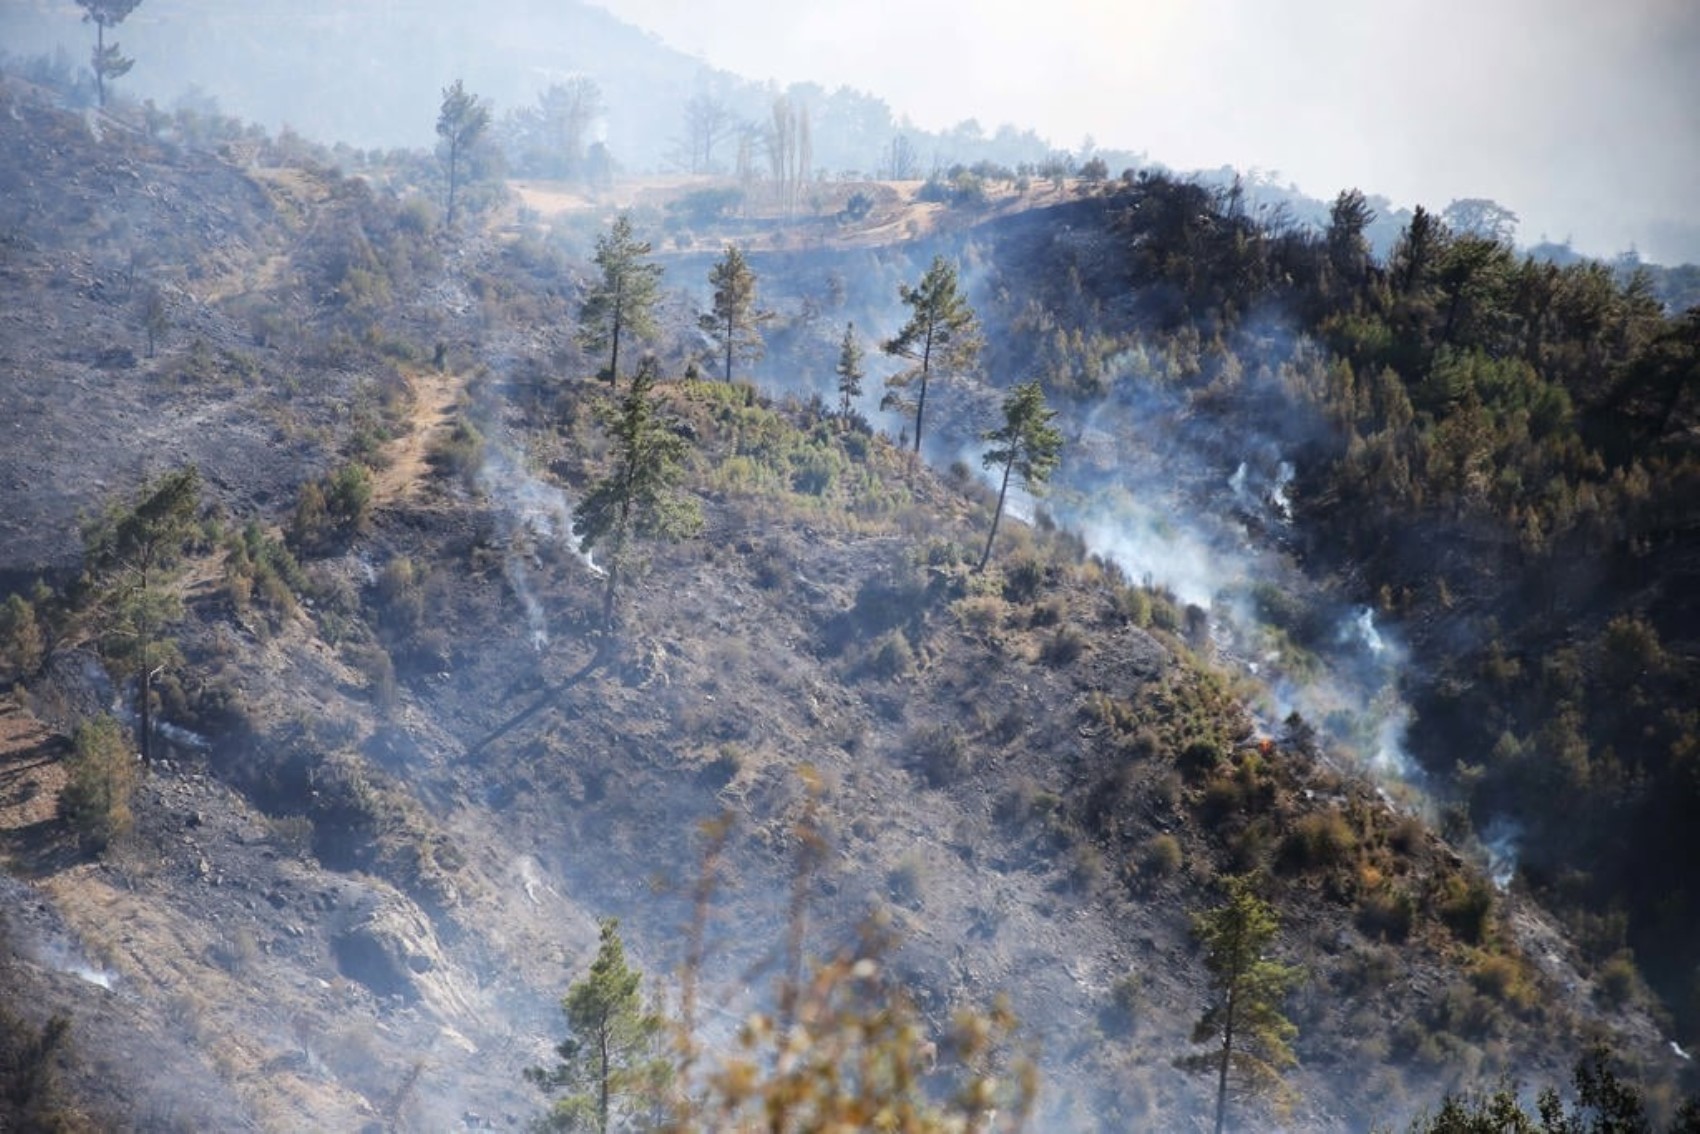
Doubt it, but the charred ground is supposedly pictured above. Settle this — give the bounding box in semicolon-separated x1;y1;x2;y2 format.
0;73;1695;1132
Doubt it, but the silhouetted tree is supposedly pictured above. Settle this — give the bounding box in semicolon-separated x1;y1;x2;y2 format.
580;214;663;387
437;79;490;228
978;381;1062;571
1403;1044;1700;1133
698;245;770;383
679;93;735;174
80;466;200;764
572;359;701;626
1392;204;1447;295
1326;188;1376;297
1443;197;1520;244
882;255;980;455
1182;876;1299;1134
527;919;667;1133
766;96;811;216
506;78;604;179
835;322;865;422
883;134;919;180
76;0;141;109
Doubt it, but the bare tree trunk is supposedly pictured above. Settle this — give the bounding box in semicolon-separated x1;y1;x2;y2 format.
978;457;1013;572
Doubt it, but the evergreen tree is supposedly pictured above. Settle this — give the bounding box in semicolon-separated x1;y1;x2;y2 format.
572;360;701;626
835;321;865;423
580;214;664;387
977;381;1062;571
75;0;142;109
697;245;769;383
527;919;667;1133
1182;876;1299;1134
882;255;980;455
80;466;200;764
437;79;489;228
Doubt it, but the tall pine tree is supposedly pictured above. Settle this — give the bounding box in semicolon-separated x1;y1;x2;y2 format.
572;359;701;626
527;919;667;1133
698;245;770;383
580;214;663;387
978;381;1062;571
882;256;979;455
1182;876;1300;1134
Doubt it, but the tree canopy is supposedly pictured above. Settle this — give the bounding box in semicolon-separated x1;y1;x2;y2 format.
436;79;490;228
80;465;201;764
76;0;143;108
572;359;701;626
882;255;980;454
580;214;664;387
698;244;769;384
527;919;667;1133
978;380;1062;571
1182;876;1300;1134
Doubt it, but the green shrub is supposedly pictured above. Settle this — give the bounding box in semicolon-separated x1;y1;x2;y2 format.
0;593;44;677
1140;833;1183;879
59;716;138;853
1040;625;1088;666
1437;874;1495;945
914;726;970;786
1595;949;1640;1008
862;629;914;680
427;416;485;480
1356;886;1416;943
1002;558;1045;604
1277;810;1357;873
1177;738;1225;780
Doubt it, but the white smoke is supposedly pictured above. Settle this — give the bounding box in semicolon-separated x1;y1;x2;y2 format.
476;444;604;652
1481;817;1522;891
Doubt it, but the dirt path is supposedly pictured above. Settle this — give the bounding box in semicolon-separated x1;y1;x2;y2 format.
372;366;464;507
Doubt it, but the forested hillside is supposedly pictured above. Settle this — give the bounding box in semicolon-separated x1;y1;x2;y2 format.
0;38;1697;1134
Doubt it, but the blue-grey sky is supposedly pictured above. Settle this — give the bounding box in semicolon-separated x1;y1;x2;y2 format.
597;0;1700;262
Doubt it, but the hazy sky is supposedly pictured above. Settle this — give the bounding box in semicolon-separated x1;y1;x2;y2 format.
596;0;1700;262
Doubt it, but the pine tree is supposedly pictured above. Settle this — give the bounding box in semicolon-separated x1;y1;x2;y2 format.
80;466;200;764
1182;876;1300;1134
76;0;142;109
572;359;701;626
978;381;1062;571
527;918;668;1133
580;214;664;387
697;245;769;383
437;79;490;228
835;322;865;424
882;255;980;455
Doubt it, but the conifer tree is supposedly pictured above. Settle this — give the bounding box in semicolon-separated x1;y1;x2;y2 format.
697;245;769;383
1182;876;1299;1134
580;214;664;387
80;466;200;764
978;381;1062;571
572;359;701;626
882;255;980;455
527;918;667;1133
835;322;865;424
437;79;490;228
76;0;142;109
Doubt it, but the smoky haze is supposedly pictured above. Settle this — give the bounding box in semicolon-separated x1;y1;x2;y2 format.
3;0;1696;262
596;0;1700;264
